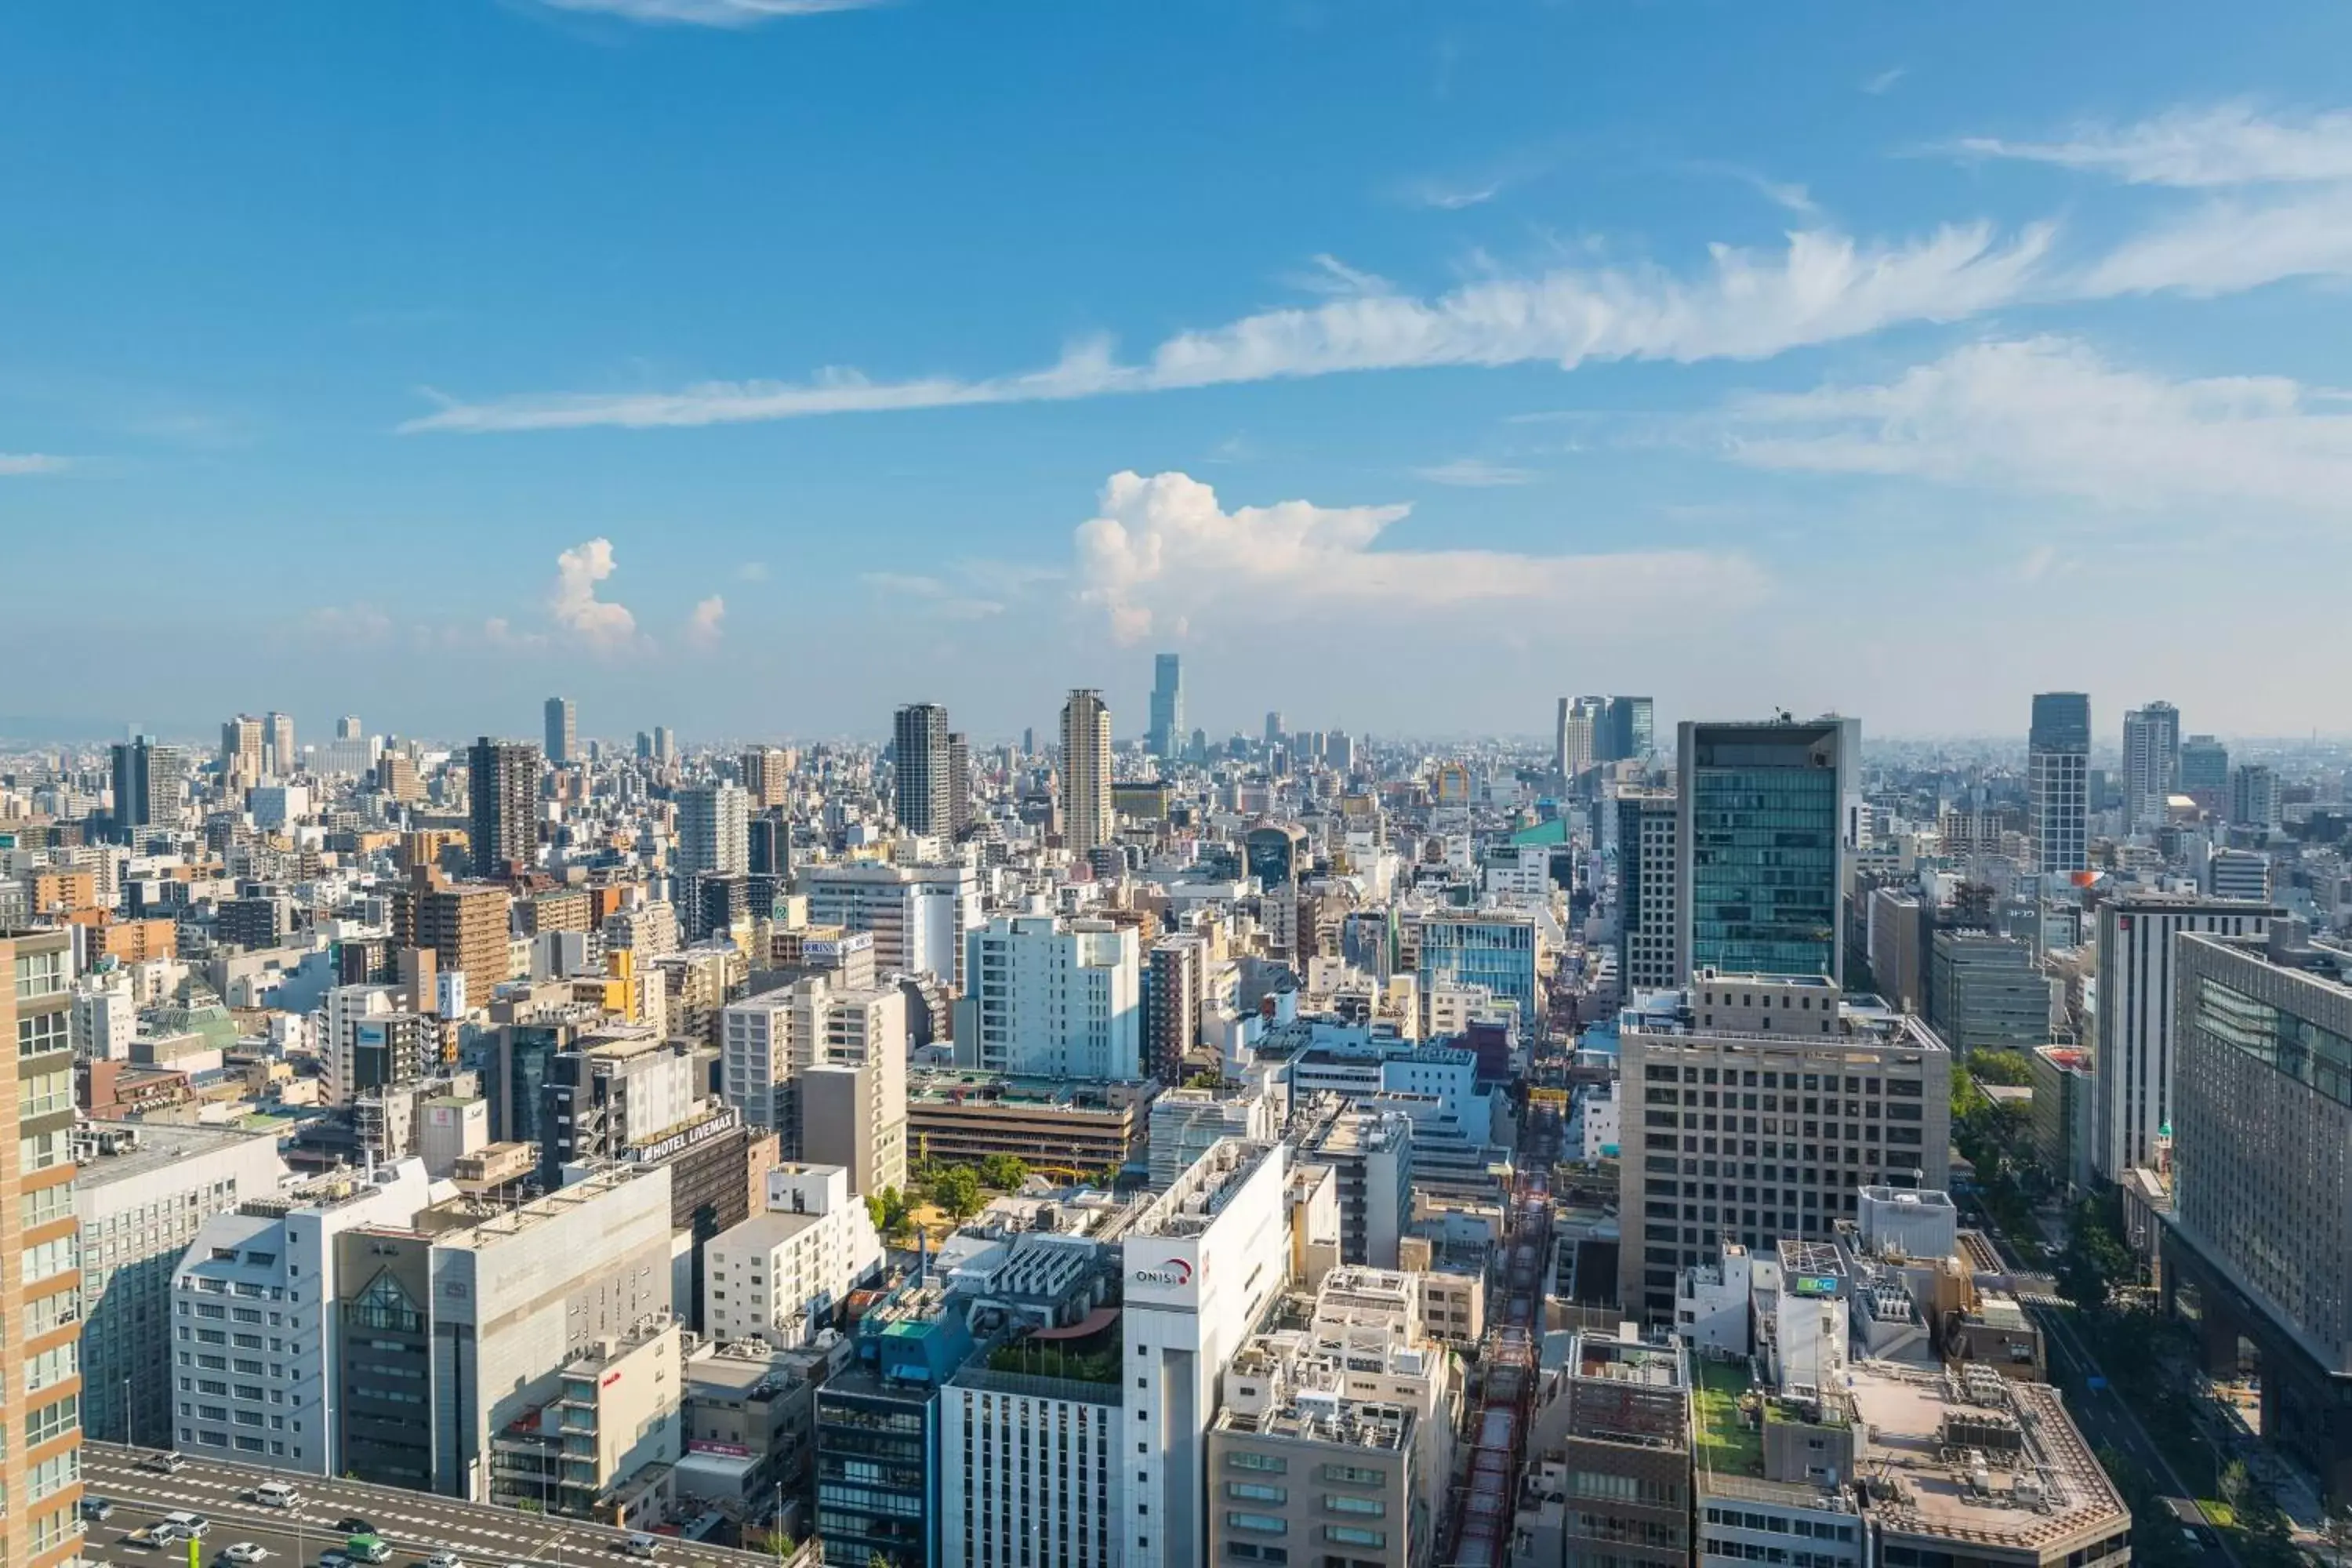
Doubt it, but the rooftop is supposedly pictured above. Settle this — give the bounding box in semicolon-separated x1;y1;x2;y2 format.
73;1119;281;1189
1692;1358;1763;1479
1130;1138;1279;1239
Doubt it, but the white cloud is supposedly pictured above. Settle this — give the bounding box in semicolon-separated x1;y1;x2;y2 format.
532;0;883;26
2071;183;2352;297
857;571;1005;620
1286;253;1394;297
0;453;71;476
684;594;726;648
300;604;394;642
1400;176;1508;211
735;560;770;582
1862;67;1907;96
1070;470;1766;644
407;223;2054;434
1725;336;2352;514
548;537;641;648
1413;458;1536;487
1955;103;2352;187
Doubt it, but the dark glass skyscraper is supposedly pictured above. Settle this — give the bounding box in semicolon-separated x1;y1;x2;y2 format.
1148;652;1184;760
1676;717;1856;982
2028;691;2091;874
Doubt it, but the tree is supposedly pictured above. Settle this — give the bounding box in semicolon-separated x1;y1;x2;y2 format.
931;1163;983;1220
2057;1196;2134;1310
1969;1049;2035;1087
866;1185;912;1238
977;1153;1030;1192
1182;1071;1224;1090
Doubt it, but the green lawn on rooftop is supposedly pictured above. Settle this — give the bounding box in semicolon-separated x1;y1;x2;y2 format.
1693;1359;1763;1478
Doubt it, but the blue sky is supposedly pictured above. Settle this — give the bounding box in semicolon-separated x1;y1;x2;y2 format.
6;0;2352;745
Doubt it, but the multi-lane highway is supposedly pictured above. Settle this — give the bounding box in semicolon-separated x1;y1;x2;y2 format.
78;1445;785;1568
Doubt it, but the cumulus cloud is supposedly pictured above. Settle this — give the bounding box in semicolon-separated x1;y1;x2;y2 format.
0;453;71;476
1724;336;2352;514
1070;470;1766;644
548;538;641;648
532;0;883;25
1954;103;2352;187
1413;458;1536;487
684;594;726;648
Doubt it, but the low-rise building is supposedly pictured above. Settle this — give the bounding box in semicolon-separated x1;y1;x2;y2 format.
705;1164;885;1349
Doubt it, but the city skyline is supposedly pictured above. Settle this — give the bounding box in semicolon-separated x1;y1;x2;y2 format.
8;4;2352;736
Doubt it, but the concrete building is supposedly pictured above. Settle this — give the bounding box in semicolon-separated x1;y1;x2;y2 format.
906;1072;1149;1175
741;745;792;809
799;860;979;991
421;880;513;994
2230;763;2281;830
677;780;751;881
959;913;1142;1080
222;713;266;792
2169;927;2352;1500
1617;790;1681;992
74;1121;289;1447
1149;652;1185;762
2027;692;2091;876
705;1164;885;1349
2;926;85;1568
170;1158;438;1475
1678;717;1857;984
112;735;191;830
1520;1331;1691;1568
490;1318;682;1523
2122;700;2182;830
1407;909;1541;1032
544;696;578;765
895;702;953;836
2092;894;2274;1181
1061;688;1112;856
1292;1097;1413;1269
721;977;907;1190
540;1031;701;1170
2030;1045;2096;1196
1615;974;1951;1321
467;736;541;879
1149;1083;1279;1187
1927;929;2048;1057
1124;1138;1292;1568
1148;933;1208;1081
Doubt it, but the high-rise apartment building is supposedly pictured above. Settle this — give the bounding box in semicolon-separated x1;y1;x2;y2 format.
420;880;516;996
111;735;189;831
741;745;790;808
336;714;363;741
221;713;265;791
2028;691;2091;874
1555;695;1605;780
1677;717;1857;983
1147;932;1207;1081
543;695;577;764
466;736;540;878
2122;699;2182;829
2230;763;2281;829
1061;688;1112;855
1264;710;1284;747
2;926;85;1568
264;710;296;776
676;780;750;881
799;860;979;990
1614;974;1951;1319
2170;928;2352;1500
2093;894;2274;1181
1149;652;1185;760
946;731;971;837
1617;791;1681;992
957;913;1142;1080
894;702;952;835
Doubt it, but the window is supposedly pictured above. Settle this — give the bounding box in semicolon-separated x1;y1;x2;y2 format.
1227;1514;1288;1537
1321;1528;1386;1548
25;1341;78;1395
18;1007;69;1057
27;1392;80;1446
1228;1452;1289;1473
1228;1483;1287;1504
1323;1497;1385;1517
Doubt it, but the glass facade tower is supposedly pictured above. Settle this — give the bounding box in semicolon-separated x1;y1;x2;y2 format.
1676;718;1855;983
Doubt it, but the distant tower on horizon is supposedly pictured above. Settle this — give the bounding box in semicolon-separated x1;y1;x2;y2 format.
1062;689;1112;855
894;702;952;835
2028;691;2090;874
1149;652;1185;762
543;695;577;764
2123;700;2182;830
466;736;540;879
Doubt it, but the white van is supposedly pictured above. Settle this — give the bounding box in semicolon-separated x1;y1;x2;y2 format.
623;1536;660;1559
254;1482;301;1509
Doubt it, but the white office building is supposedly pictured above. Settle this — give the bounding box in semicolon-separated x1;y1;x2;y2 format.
720;978;908;1184
1148;1085;1280;1187
704;1164;885;1349
1123;1138;1291;1568
799;860;980;991
958;913;1142;1080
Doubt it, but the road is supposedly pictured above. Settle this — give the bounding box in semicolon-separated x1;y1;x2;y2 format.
78;1445;780;1568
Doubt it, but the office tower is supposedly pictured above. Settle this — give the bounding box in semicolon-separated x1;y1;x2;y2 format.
75;1123;289;1447
652;725;676;764
2230;763;2281;829
1614;974;1951;1318
1149;651;1185;760
740;744;789;808
2179;734;2230;811
1328;728;1356;772
946;731;971;837
893;702;952;835
2;925;85;1568
1409;908;1543;1030
2122;699;2182;828
1617;791;1681;993
220;712;264;790
635;730;655;760
543;695;577;764
1062;688;1112;855
1676;717;1857;984
1123;1140;1290;1568
466;736;541;878
110;735;188;830
1544;1330;1692;1568
1264;710;1284;746
264;710;296;775
336;714;363;741
1926;929;2048;1056
1606;694;1656;763
706;1166;884;1350
956;913;1142;1079
2207;848;2270;901
2027;692;2091;875
2092;894;2276;1181
2171;928;2352;1498
1243;822;1307;889
799;860;980;989
1557;694;1605;779
677;780;751;880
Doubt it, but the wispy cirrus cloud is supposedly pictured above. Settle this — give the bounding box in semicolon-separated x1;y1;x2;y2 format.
1072;470;1765;644
0;452;73;476
1862;67;1907;96
1724;336;2352;516
1953;102;2352;187
857;572;1006;621
1412;457;1536;488
530;0;885;27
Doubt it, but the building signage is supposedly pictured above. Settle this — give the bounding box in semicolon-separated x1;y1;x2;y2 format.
601;1370;622;1388
1131;1258;1194;1287
1789;1273;1841;1297
687;1440;752;1458
626;1106;742;1165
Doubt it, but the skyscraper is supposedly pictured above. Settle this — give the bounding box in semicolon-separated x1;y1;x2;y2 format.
1062;688;1112;855
1676;717;1857;983
2230;764;2281;829
892;702;951;835
1263;710;1283;748
543;695;577;764
466;737;541;879
1555;695;1605;780
2178;734;2230;811
336;714;364;741
110;735;188;831
675;781;750;880
946;731;971;837
221;713;264;791
1616;791;1680;992
2027;692;2091;875
740;745;789;808
1606;695;1655;763
265;710;296;776
2122;700;2182;829
1;924;86;1568
1149;652;1185;760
